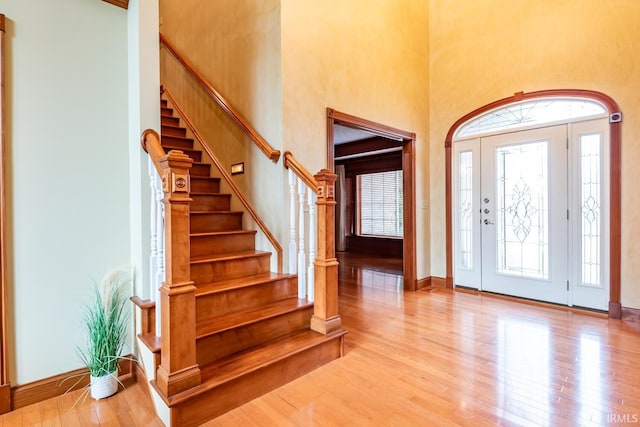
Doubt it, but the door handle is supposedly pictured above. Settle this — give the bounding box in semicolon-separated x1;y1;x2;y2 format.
484;219;494;225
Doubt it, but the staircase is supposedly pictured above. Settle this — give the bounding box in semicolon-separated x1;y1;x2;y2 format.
140;99;346;426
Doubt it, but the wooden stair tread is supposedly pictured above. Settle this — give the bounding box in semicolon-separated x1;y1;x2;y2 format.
138;333;161;354
191;250;271;264
191;192;231;197
190;210;243;216
196;297;311;338
195;272;296;296
190;230;256;238
161;135;193;143
167;328;346;405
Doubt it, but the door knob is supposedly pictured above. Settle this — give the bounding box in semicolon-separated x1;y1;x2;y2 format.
484;219;494;225
483;198;490;203
484;209;490;214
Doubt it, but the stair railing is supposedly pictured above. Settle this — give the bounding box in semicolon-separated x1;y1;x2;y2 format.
284;152;342;335
160;33;280;163
162;89;284;272
141;130;202;396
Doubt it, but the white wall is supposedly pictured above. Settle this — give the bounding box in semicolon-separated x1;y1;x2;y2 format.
0;0;131;384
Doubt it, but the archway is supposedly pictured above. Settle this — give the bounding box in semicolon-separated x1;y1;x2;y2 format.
444;90;622;317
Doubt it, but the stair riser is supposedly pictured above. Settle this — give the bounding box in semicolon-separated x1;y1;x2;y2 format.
196;277;298;322
191;253;270;283
161;136;193;150
191;179;220;193
196;306;313;366
161;126;186;137
191;194;231;212
191;163;212;177
161;107;173;115
171;336;344;427
191;232;256;257
190;213;243;233
161;116;179;126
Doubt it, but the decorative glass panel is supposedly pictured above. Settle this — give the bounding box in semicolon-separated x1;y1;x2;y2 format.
496;141;549;279
580;133;602;288
458;151;474;270
358;170;403;237
456;99;606;138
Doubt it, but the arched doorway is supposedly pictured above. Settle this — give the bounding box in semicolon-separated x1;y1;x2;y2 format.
445;90;622;317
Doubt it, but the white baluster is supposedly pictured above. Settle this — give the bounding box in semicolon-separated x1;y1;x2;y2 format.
155;189;164;337
297;178;307;299
148;158;159;301
288;169;297;274
148;160;164;338
307;187;316;302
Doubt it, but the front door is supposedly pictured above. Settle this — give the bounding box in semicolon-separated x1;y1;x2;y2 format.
453;112;611;311
480;125;568;304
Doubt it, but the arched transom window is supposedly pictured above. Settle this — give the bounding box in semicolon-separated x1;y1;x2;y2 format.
455;98;607;138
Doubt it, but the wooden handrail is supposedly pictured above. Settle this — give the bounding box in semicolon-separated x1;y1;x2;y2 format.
141;129;166;173
160;33;281;163
163;89;284;273
283;152;318;194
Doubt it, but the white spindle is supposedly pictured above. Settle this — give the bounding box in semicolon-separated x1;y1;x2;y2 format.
297;177;306;298
155;190;164;337
149;158;159;301
148;159;165;338
288;170;298;274
307;187;316;302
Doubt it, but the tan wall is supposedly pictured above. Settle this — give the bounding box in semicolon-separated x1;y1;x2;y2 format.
281;0;431;277
159;0;286;264
429;0;640;307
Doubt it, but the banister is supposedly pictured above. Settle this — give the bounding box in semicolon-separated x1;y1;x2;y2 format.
163;89;284;273
160;33;281;163
283;152;318;194
141;129;166;174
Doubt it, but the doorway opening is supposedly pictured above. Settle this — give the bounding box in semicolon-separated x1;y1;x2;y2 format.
327;109;417;290
445;90;622;317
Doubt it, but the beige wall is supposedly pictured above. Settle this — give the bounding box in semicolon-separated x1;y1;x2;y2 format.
281;0;431;277
159;0;286;266
429;0;640;307
0;0;131;384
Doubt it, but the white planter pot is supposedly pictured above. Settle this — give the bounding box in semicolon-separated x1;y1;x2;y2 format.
90;371;118;399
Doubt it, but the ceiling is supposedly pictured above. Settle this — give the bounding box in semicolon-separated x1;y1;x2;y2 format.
333;124;380;145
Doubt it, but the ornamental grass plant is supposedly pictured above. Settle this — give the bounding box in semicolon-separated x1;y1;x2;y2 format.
77;269;130;378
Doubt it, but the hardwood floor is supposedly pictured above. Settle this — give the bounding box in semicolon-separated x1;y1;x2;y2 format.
4;252;640;426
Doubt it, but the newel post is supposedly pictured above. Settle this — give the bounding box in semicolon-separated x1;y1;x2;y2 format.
155;150;202;396
311;169;342;334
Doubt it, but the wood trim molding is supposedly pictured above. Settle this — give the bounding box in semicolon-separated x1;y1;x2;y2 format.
0;14;8;415
444;89;622;318
10;355;136;410
416;276;447;290
102;0;129;10
327;109;417;291
621;307;640;324
160;33;280;162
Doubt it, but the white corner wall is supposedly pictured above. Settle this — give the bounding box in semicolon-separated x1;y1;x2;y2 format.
0;0;131;384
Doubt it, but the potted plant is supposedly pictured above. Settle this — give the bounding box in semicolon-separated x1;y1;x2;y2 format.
77;269;130;399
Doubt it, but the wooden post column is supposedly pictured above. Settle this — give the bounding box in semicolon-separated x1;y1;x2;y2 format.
311;169;342;334
155;150;202;396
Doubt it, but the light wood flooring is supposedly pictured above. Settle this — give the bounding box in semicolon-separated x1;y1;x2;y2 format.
5;252;640;426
